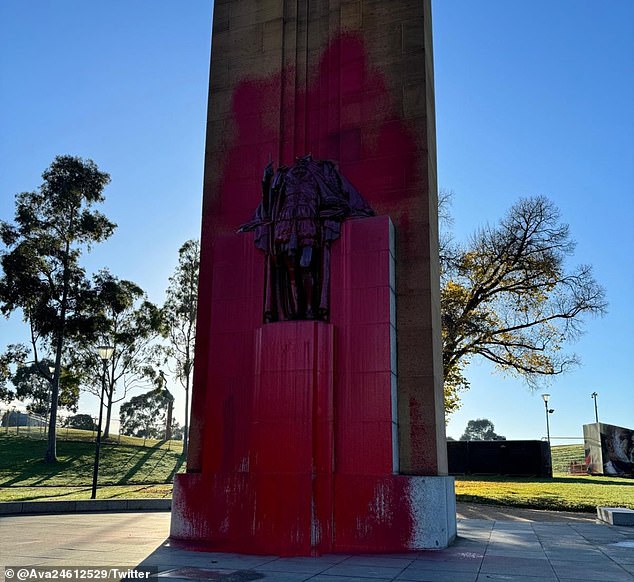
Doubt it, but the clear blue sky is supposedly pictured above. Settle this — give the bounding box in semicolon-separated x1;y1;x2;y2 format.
1;1;632;442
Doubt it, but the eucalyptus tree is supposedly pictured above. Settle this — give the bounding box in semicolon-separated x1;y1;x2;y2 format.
73;270;165;438
162;239;199;456
10;357;79;416
0;156;114;462
119;388;173;441
459;418;506;441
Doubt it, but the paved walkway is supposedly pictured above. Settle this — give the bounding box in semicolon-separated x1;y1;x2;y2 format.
1;507;633;582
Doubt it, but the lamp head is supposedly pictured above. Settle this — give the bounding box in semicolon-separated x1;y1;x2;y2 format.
96;345;114;361
541;393;550;403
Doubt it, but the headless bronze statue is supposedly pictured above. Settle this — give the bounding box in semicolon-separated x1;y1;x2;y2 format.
239;155;374;322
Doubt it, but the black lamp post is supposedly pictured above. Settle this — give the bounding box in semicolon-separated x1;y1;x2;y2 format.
542;393;554;477
91;344;114;500
541;393;554;446
591;391;599;424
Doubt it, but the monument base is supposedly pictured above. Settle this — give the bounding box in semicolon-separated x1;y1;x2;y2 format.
171;473;456;554
172;217;456;555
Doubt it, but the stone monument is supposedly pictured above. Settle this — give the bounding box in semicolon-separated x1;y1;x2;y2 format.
171;0;456;555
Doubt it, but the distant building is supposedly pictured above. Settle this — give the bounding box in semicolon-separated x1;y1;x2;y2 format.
1;410;47;428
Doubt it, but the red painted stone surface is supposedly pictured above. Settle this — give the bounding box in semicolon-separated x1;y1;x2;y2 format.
190;25;444;478
177;0;450;555
173;218;414;554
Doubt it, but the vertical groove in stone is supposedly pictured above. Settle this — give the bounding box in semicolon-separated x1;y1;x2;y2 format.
294;0;300;156
330;0;341;162
304;0;310;153
278;0;287;163
195;0;446;477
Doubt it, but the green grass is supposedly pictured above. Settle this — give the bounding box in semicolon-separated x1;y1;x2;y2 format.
551;444;586;474
2;433;632;512
0;484;173;502
0;432;185;501
2;426;183;451
455;474;634;512
454;444;633;512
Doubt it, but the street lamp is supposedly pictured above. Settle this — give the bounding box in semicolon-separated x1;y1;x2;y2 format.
46;366;55;429
591;392;599;424
91;344;114;500
542;394;555;477
541;393;555;446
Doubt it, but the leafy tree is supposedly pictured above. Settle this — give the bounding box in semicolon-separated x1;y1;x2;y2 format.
11;357;79;416
1;344;81;420
120;389;173;441
63;413;96;430
162;239;199;456
440;195;606;415
72;270;165;438
1;344;29;402
0;156;115;462
460;418;506;441
0;366;7;402
170;421;184;441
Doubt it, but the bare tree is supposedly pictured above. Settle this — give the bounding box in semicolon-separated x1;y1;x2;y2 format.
441;195;607;414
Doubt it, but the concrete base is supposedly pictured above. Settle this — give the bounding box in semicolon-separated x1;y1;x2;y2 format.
597;507;634;526
171;473;456;554
407;476;457;548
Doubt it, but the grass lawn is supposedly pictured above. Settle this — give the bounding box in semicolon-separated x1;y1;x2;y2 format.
2;433;632;511
455;444;634;512
0;432;184;501
455;474;634;512
551;444;586;474
4;426;184;451
0;484;173;502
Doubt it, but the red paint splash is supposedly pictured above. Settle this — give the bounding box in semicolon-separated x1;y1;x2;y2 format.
183;32;426;554
214;33;419;232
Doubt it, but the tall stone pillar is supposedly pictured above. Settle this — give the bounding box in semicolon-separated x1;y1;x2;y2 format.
172;0;455;555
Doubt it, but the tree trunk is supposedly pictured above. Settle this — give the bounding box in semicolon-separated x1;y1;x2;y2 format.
165;399;173;441
183;376;190;457
44;362;60;463
103;383;113;440
44;237;72;464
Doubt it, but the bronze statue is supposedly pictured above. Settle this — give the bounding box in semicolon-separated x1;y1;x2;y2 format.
239;155;374;322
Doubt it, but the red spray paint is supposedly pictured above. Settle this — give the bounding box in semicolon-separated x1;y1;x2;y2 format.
174;33;434;555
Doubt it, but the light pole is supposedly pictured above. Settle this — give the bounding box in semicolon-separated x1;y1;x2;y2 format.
542;394;554;477
91;344;114;500
541;393;554;446
591;391;599;424
46;365;55;432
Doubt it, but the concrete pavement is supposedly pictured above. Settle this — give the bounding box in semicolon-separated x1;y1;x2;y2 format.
1;509;633;581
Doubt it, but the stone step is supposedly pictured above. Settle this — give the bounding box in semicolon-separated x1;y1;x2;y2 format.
597;506;634;526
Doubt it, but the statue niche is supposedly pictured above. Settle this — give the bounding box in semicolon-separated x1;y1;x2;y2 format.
239;155;374;322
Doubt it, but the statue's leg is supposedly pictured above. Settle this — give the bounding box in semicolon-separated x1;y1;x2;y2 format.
285;254;299;319
301;247;315;319
263;256;274;323
302;272;314;320
276;264;289;320
319;244;331;319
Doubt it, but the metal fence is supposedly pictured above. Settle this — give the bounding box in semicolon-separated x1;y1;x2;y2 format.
0;406;125;443
1;408;49;438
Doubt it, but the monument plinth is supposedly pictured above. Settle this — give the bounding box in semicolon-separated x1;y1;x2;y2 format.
171;0;456;554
